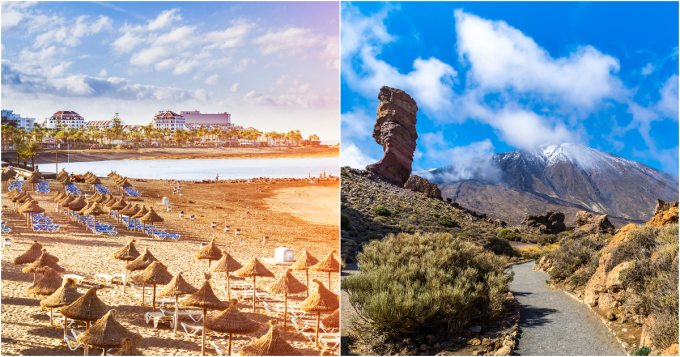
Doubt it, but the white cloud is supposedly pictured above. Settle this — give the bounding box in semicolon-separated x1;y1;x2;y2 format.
1;2;38;31
33;15;112;48
233;58;252;73
322;36;340;70
205;74;220;85
253;27;319;55
657;74;679;120
203;19;254;50
112;32;145;53
230;83;240;92
98;68;107;77
641;63;655;76
276;75;286;85
417;138;502;182
122;9;181;32
341;143;377;169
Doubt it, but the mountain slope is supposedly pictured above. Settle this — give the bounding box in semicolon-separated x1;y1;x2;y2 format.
424;143;679;226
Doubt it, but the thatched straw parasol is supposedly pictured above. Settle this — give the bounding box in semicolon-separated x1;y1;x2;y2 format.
114;337;144;356
310;250;340;289
299;279;339;348
290;250;319;297
59;194;75;209
157;272;198;335
23;249;65;283
321;309;339;330
82;202;107;230
111;239;140;293
129;262;173;312
131;205;149;231
61;285;109;352
209;252;243;300
8;187;20;199
41;277;82;326
267;269;307;327
239;320;300;356
107;171;116;177
139;207;163;235
125;248;158;303
104;195;118;207
50;190;63;200
19;199;45;226
179;272;229;356
119;179;133;193
66;197;88;221
6;167;17;179
109;198;128;223
60;175;71;189
194;236;222;269
234;258;274;313
24;173;41;192
57;168;68;180
89;177;102;185
76;309;142;356
26;266;62;297
205;299;260;356
13;240;43;265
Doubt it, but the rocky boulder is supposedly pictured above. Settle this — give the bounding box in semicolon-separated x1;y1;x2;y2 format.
647;199;679;227
520;211;566;234
366;86;419;186
574;211;617;234
405;175;442;200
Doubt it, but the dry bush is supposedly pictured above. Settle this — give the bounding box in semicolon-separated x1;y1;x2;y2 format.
547;238;602;282
342;232;512;340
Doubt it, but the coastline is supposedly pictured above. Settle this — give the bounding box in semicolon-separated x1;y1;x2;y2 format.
7;146;339;165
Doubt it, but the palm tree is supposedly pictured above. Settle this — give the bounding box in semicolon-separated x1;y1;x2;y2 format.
17;143;30;169
11;136;25;166
24;141;41;170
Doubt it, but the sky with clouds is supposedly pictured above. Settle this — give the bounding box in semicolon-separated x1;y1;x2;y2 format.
341;2;679;176
2;1;339;140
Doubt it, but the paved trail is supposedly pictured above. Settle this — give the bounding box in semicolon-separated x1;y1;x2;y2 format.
510;262;627;356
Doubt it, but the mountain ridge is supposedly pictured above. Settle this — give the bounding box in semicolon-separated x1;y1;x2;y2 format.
420;143;679;226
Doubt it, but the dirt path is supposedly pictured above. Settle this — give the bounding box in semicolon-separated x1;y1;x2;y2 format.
510;262;626;356
340;263;358;356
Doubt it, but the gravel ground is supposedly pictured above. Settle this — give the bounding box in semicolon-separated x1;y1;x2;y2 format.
340;263;358;356
510;262;626;356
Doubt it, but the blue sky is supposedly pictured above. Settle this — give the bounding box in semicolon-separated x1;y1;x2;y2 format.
2;1;339;140
341;2;679;176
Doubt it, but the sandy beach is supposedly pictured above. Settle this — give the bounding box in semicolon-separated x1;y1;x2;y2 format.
6;146;339;167
1;176;339;356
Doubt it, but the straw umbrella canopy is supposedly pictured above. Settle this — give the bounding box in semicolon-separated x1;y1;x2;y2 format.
119;179;133;194
66;197;88;219
13;240;43;265
267;269;307;328
321;309;339;330
110;239;141;293
131;205;149;231
126;248;159;304
107;171;116;177
61;286;109;333
26;266;63;297
290;250;319;297
8;187;20;198
24;173;41;192
139;206;163;234
57;169;68;180
194;236;222;269
239;320;301;356
60;175;72;189
52;192;66;203
89;176;102;185
234;258;275;313
129;262;173;312
76;309;142;356
41;277;82;326
206;299;260;356
114;337;143;356
23;249;65;283
310;250;340;289
82;202;107;230
6;167;17;179
32;168;43;179
299;279;339;348
109;198;128;223
104;195;118;207
18;200;45;227
179;272;229;356
59;194;76;211
157;272;198;335
209;252;243;300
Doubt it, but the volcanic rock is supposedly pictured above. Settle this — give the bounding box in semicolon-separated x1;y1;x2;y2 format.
366;86;418;186
405;175;442;200
647;199;679;227
575;211;616;234
520;211;566;234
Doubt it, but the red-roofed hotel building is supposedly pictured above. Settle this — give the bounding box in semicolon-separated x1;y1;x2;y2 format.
153;110;185;132
43;111;85;129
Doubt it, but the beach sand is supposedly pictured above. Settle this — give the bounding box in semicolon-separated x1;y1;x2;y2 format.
20;146;338;166
1;176;339;356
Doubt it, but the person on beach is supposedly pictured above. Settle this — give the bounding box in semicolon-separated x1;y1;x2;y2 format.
216;174;219;183
244;207;251;222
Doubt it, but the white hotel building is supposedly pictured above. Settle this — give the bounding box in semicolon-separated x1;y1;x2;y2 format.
153;110;185;132
153;110;234;131
1;110;36;129
42;111;85;129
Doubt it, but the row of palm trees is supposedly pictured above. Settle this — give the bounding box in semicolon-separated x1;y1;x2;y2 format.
1;124;318;154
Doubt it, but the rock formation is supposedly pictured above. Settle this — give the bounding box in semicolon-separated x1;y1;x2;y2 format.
404;175;442;200
366;86;418;186
574;211;616;234
520;211;566;234
647;199;679;227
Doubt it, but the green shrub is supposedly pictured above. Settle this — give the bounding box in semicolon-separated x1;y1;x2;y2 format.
540;234;558;245
373;206;391;217
557;231;574;239
341;213;351;230
485;237;514;256
342;232;512;340
634;347;651;356
547;239;600;282
606;226;659;272
437;216;459;228
361;233;382;242
497;228;518;240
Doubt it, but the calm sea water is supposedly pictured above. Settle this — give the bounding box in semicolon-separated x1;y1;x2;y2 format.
42;157;339;181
